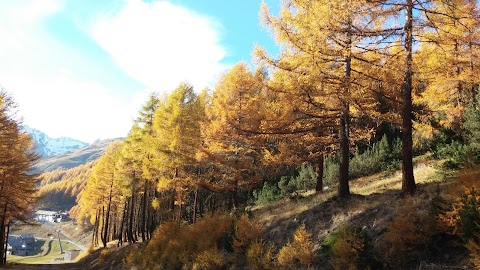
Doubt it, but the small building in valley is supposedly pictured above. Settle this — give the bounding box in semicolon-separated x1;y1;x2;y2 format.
35;210;62;222
65;249;82;261
7;235;35;256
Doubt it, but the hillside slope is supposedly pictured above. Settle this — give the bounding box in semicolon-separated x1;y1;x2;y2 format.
52;160;472;270
32;139;120;174
37;161;96;211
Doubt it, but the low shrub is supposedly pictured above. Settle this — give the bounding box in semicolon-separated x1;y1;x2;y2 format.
254;163;317;204
126;213;266;269
278;163;317;194
192;248;226;270
328;227;374;270
128;214;233;270
246;240;276;270
440;169;480;242
456;187;480;241
253;181;282;205
277;224;315;269
466;239;480;269
438;168;480;268
349;135;401;179
323;156;339;187
233;214;263;253
435;141;478;166
98;248;111;264
374;197;439;269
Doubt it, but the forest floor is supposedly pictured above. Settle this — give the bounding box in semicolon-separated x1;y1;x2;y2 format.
6;157;473;269
251;159;442;247
249;159;473;269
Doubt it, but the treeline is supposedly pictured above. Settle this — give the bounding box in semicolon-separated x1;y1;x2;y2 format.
73;0;480;250
37;161;96;211
0;91;38;265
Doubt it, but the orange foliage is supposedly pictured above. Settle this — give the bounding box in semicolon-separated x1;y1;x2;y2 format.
246;240;276;270
277;224;315;269
192;248;226;270
466;239;480;270
130;213;233;269
329;227;365;270
233;214;262;253
375;197;438;269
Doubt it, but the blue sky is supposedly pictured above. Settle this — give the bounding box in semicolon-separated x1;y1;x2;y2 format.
2;0;280;143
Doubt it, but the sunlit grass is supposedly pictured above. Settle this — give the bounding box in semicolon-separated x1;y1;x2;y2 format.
7;239;81;264
253;159;444;226
351;160;442;195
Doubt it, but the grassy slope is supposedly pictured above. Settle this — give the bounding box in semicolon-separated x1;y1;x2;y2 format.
250;159;471;268
11;158;471;269
252;160;440;238
7;240;79;264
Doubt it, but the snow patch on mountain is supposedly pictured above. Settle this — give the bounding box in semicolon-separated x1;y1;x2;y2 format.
24;126;88;157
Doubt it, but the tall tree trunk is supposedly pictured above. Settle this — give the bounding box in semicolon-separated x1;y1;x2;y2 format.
193;187;199;223
401;0;416;194
128;195;135;243
232;179;239;209
92;208;99;248
100;205;106;248
339;101;350;198
132;193;141;242
172;168;178;221
149;179;158;236
141;179;148;242
339;22;352;198
315;154;324;192
0;203;8;266
111;211;117;243
469;42;477;101
118;200;128;247
102;179;114;248
3;221;10;265
454;39;463;107
199;190;204;218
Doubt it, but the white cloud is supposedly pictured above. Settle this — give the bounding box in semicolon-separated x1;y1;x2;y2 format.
0;0;230;143
0;0;140;143
91;0;229;92
4;70;141;143
12;0;63;21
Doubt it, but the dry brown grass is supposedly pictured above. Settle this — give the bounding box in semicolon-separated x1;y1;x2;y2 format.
249;159;455;269
351;161;441;195
252;160;443;235
250;189;337;228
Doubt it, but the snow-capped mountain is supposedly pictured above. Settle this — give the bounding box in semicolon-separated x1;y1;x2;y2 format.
24;126;88;157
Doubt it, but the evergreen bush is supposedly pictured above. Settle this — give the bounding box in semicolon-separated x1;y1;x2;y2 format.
349;135;401;179
253;182;282;205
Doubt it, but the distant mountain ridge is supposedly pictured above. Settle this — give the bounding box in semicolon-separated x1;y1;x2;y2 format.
24;126;88;157
31;138;121;174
